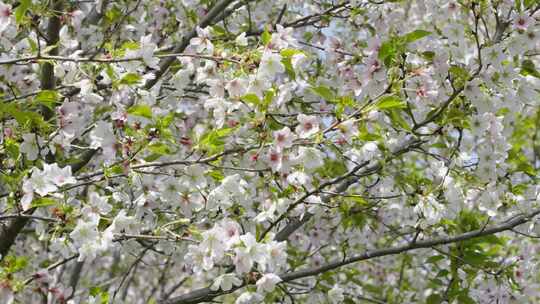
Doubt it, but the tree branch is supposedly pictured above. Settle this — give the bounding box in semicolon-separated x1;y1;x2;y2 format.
0;149;96;260
162;208;540;304
143;0;237;90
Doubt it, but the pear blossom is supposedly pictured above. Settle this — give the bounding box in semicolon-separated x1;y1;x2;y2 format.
207;174;250;209
0;1;11;33
88;192;112;214
0;281;13;304
89;121;116;162
45;163;77;186
235;291;264;304
514;14;533;31
225;77;248;98
210;274;243;291
255;273;282;293
414;194;445;226
235;32;248;46
258;50;285;79
139;34;159;69
190;26;213;54
273;127;295;151
294;146;325;171
20;133;43;161
295;114;320;138
234;233;267;274
69;213;103;261
328;285;345;304
3;1;540;303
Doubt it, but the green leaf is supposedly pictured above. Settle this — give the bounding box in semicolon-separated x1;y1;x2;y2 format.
426;255;445;264
310;85;335;101
282;56;296;80
261;29;272;46
121;41;140;50
105;164;123;177
31;197;57;208
378;39;398;62
426;294;443;304
5;138;20;160
524;0;540;8
457;293;476;304
127;104;152;119
143;153;162;162
421;51;436;61
211;25;228;36
15;0;31;24
197;127;235;154
520;59;540;79
120;73;142;85
208;170;224;181
35;90;59;109
280;48;302;58
449;65;470;81
105;5;123;23
462;250;487;266
403;30;431;43
240;93;261;105
375;95;406;110
386;109;411;131
147;142;174;155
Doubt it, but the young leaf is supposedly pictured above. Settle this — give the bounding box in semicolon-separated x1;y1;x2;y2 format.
127;104;153;119
311;85;335;101
403;30;431;43
240;93;261;105
15;0;31;24
375;95;406;110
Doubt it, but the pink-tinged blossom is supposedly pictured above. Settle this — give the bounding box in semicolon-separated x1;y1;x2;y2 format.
295;114;319;138
514;14;533;31
45;163;76;187
234;233;266;274
261;240;288;272
270;25;298;49
273;127;295;151
190;26;213;54
0;281;13;304
219;219;242;248
266;148;285;173
255;273;282;293
0;1;11;33
225;77;248;98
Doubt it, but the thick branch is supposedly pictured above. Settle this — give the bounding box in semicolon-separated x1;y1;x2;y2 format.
274;138;422;242
279;209;540;282
40;0;63;95
0;149;96;260
163;208;540;304
144;0;236;90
